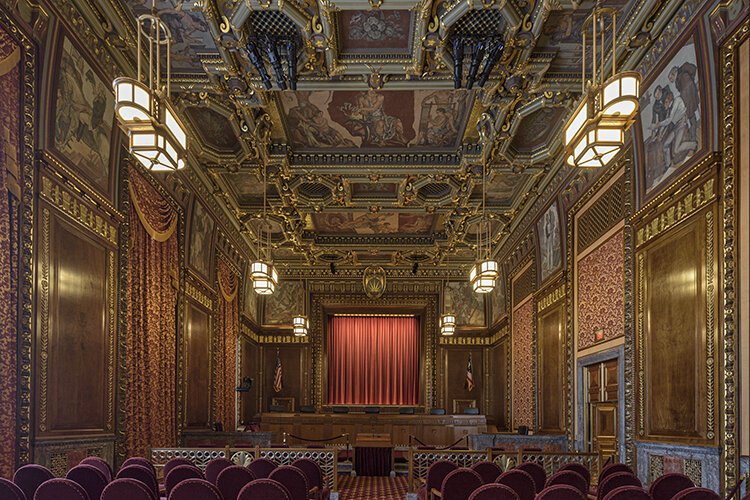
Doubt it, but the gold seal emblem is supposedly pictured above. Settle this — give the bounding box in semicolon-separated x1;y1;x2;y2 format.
362;266;386;299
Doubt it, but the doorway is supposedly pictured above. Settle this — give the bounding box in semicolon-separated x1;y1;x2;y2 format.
584;359;619;463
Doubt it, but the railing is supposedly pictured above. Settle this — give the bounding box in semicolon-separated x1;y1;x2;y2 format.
518;451;601;483
408;449;491;493
150;446;339;492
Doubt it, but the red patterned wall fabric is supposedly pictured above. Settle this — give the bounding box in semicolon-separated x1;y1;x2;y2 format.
0;25;20;478
512;299;534;429
215;257;238;431
126;170;178;456
577;230;625;350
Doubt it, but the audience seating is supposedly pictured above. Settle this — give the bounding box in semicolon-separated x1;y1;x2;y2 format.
164;464;203;496
671;488;721;500
247;457;278;479
602;485;653;500
514;462;546;494
160;458;193;479
418;460;457;500
167;478;222;500
558;462;591;488
649;473;694;500
470;461;502;484
545;469;588;495
121;458;157;479
435;468;483;500
291;458;330;500
80;457;113;482
0;477;26;500
33;477;90;500
496;468;537;500
101;479;156;500
216;465;256;500
597;472;642;500
599;463;634;484
535;484;587;500
237;478;292;500
269;465;309;500
66;464;109;500
13;464;54;500
467;483;519;499
116;464;159;498
204;457;234;485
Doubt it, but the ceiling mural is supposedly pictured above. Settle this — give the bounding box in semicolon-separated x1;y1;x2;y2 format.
184;107;241;154
311;213;436;235
337;10;414;55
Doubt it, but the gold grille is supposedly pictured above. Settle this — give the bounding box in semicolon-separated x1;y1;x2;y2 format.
513;265;534;306
577;176;625;253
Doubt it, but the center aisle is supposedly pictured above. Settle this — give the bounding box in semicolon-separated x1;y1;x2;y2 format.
338;476;408;499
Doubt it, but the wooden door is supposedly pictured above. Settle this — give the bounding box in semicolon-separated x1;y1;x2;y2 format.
585;359;619;464
591;402;618;463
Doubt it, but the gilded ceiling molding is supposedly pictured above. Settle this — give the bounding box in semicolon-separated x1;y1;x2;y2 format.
241;324;310;344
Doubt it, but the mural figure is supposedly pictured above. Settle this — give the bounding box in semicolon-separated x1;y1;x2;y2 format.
491;270;506;324
416;91;466;147
285;92;356;148
337;91;407;147
264;281;304;325
444;281;484;327
243;276;257;321
189;201;214;279
538;202;561;282
337;212;397;234
54;38;114;191
640;40;702;194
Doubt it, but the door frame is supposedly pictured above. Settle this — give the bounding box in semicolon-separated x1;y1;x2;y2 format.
576;346;625;460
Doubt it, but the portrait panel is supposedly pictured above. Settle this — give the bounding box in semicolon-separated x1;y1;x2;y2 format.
188;199;215;282
264;280;305;326
242;272;257;322
537;202;562;283
444;281;485;328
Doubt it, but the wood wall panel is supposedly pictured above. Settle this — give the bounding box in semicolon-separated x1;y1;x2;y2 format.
489;339;509;430
637;207;717;444
263;345;308;411
442;347;483;413
185;301;211;429
239;336;260;423
35;207;115;436
538;304;564;433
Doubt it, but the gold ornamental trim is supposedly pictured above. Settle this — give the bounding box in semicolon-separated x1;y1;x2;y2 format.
537;284;565;312
240;324;310;344
185;282;213;310
439;325;509;346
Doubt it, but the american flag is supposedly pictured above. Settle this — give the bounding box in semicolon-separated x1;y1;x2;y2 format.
465;353;475;392
273;350;283;393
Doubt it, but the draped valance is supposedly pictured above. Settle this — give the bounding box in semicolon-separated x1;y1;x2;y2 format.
129;170;178;242
217;256;238;302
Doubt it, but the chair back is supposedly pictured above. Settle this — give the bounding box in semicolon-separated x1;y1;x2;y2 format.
649;473;694;500
165;465;203;496
535;485;587;500
13;464;54;500
598;472;642;500
546;470;588;495
0;477;26;500
204;458;234;485
237;479;291;500
269;466;308;500
216;466;256;500
558;462;591;488
167;479;222;500
290;459;324;490
100;479;156;500
440;468;483;500
471;461;502;484
599;463;634;483
425;460;458;494
515;462;546;493
67;464;109;500
496;468;537;500
248;457;277;479
79;458;113;482
120;459;155;479
33;478;90;500
671;488;720;500
161;458;194;479
602;486;652;500
115;465;159;498
468;483;519;500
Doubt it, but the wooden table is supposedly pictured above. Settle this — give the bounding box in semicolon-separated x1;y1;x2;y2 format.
354;433;392;477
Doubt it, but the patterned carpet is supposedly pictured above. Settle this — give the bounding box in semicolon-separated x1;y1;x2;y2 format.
338;475;409;499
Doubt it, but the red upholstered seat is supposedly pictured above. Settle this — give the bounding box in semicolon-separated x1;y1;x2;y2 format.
80;457;113;482
417;460;456;500
116;465;160;498
167;478;222;500
67;464;110;500
471;461;503;484
497;468;536;500
559;463;591;488
216;465;255;500
269;465;309;500
536;484;587;500
237;478;291;500
204;458;234;485
671;488;720;500
161;459;193;480
515;462;546;494
649;473;694;500
33;478;90;500
0;477;26;500
248;458;278;479
597;472;642;500
101;479;157;500
546;470;589;495
602;485;653;500
468;483;519;500
599;464;634;484
436;468;483;500
290;458;330;500
164;465;203;496
121;458;157;479
13;464;54;500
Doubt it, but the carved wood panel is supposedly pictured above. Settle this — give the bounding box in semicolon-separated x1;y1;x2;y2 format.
263;345;309;412
184;300;212;429
441;347;483;414
489;338;510;430
538;303;565;433
239;336;260;424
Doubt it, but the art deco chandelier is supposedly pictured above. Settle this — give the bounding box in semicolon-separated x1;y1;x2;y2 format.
469;164;498;294
113;3;187;171
251;167;278;295
563;4;640;168
439;313;456;336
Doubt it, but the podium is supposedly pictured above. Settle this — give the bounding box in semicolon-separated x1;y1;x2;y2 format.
354;433;392;477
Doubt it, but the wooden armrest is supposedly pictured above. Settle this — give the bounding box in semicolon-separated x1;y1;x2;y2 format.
417;477;426;485
431;487;442;498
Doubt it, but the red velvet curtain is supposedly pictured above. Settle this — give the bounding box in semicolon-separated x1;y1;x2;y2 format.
327;316;419;405
215;257;238;431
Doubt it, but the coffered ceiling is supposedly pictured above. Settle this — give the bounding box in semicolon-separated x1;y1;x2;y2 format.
116;0;657;271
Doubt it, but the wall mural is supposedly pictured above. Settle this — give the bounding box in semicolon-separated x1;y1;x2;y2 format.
444;280;485;327
280;90;472;150
264;280;305;326
242;275;257;322
312;212;435;235
188;200;215;281
639;35;702;195
184;107;240;153
491;269;507;325
577;230;625;350
537;202;562;283
53;36;114;196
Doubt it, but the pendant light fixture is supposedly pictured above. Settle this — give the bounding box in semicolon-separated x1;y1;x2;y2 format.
470;164;498;294
440;278;456;336
293;280;309;337
251;166;278;295
563;4;640;168
113;2;187;171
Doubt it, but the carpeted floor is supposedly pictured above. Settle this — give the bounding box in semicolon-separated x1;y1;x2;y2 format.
338;475;409;499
